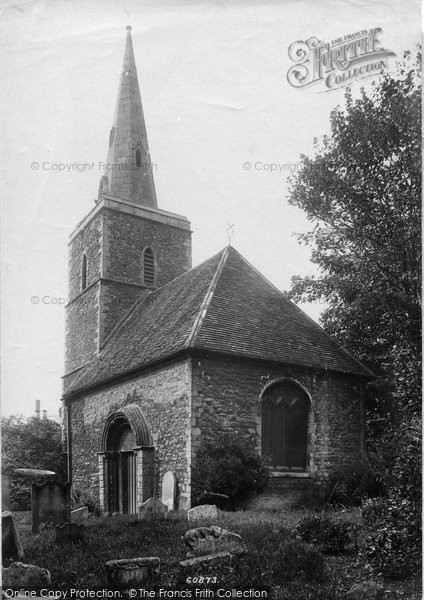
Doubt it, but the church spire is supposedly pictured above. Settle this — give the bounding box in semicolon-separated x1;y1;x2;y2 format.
98;26;158;207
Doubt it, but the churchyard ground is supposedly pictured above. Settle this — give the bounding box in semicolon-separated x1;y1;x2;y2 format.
13;507;421;600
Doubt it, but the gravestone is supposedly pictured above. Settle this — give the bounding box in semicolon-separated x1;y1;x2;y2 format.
187;504;218;522
161;471;177;511
179;551;232;573
32;480;71;533
183;526;247;557
198;491;232;511
56;522;84;543
2;511;24;564
71;506;89;525
2;562;51;587
105;557;160;587
138;498;168;521
2;473;11;511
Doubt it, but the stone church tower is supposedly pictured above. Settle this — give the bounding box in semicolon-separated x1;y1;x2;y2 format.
63;27;371;513
65;27;192;375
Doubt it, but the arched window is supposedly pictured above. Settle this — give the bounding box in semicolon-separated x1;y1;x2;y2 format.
261;380;309;470
135;148;142;167
143;247;155;286
109;127;115;147
81;254;87;291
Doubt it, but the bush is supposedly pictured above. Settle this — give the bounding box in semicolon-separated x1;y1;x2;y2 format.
191;430;269;507
295;514;351;554
322;462;383;507
362;493;421;579
274;538;326;583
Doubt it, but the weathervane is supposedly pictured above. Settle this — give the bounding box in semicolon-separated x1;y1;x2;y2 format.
225;223;235;245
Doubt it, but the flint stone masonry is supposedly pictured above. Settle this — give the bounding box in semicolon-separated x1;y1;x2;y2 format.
187;504;218;522
2;562;51;587
138;497;168;521
179;552;232;573
65;199;192;371
161;471;177;511
56;522;84;543
183;526;247;557
191;355;366;486
71;506;89;524
2;511;24;563
105;557;160;587
68;360;191;511
32;481;71;533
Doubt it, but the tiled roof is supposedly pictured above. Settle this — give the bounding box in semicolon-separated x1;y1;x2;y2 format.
63;246;372;396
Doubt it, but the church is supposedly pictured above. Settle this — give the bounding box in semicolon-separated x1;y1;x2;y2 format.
62;27;372;513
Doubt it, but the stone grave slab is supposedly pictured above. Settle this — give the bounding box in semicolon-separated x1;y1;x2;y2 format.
138;497;168;521
179;551;232;573
2;562;51;587
32;480;71;533
187;504;218;522
105;557;160;587
348;581;385;600
161;471;177;511
183;526;247;557
15;468;56;480
71;506;89;524
55;522;84;543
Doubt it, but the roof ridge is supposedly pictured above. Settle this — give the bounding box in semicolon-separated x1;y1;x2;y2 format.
99;249;226;351
227;247;374;377
186;246;230;348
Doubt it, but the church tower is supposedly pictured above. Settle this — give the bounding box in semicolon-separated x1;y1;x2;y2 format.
64;27;192;375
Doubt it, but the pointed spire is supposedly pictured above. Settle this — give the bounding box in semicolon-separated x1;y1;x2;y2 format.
98;26;158;207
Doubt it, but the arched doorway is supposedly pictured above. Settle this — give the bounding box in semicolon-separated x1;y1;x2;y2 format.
261;379;310;470
98;404;154;514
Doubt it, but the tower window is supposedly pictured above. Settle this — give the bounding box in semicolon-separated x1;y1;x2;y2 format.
109;127;115;147
135;148;142;167
81;254;87;291
143;247;155;286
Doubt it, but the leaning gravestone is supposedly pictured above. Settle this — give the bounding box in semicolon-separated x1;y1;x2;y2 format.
187;504;218;522
71;506;89;525
183;526;247;557
2;511;25;563
138;498;168;521
161;471;177;511
32;480;71;533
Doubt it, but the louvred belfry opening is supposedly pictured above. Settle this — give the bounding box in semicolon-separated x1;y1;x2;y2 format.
143;248;155;286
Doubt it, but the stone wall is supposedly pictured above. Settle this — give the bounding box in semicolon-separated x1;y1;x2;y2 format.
103;207;192;288
191;355;365;487
67;359;192;510
65;213;103;372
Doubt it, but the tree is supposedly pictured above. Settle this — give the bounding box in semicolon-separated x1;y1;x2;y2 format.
287;50;421;576
287;49;421;449
2;415;63;510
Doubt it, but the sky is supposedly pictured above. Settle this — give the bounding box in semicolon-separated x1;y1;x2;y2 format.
1;0;420;418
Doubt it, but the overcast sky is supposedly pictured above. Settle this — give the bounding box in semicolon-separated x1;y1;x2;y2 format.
1;0;420;418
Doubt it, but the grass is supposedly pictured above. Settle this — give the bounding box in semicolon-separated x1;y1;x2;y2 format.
12;508;421;599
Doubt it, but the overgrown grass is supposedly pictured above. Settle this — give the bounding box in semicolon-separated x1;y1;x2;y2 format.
13;509;421;599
